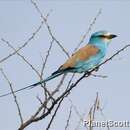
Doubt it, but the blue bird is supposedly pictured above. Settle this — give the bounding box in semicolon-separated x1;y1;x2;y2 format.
0;30;117;97
30;30;117;86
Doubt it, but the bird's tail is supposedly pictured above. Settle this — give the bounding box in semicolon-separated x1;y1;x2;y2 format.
0;71;63;98
29;72;63;87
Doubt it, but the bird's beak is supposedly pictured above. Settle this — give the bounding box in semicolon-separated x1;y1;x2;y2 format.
109;34;117;39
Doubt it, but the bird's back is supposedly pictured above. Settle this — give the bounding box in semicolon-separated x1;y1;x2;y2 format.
60;44;99;70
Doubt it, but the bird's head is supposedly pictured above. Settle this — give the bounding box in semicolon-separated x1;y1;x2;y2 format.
89;30;117;45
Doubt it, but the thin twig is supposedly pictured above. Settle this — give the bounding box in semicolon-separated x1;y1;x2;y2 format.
65;105;72;130
0;20;44;63
91;74;108;78
46;96;65;130
31;0;70;58
69;98;83;121
40;39;54;102
1;38;40;76
92;93;99;123
51;74;67;96
36;95;43;105
73;8;102;52
41;39;54;77
0;68;23;124
98;108;110;130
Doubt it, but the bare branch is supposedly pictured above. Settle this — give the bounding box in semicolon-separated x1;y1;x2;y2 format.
73;8;102;52
31;0;70;58
46;97;65;130
51;74;67;96
40;39;54;77
0;68;23;124
39;39;54;102
0;20;44;64
69;98;83;121
36;95;43;105
90;74;108;78
65;105;72;130
1;38;40;76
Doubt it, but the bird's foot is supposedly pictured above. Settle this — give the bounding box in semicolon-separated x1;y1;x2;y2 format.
95;66;100;72
84;71;91;76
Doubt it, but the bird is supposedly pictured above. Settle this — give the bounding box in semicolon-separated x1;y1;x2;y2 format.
32;30;117;84
0;30;117;97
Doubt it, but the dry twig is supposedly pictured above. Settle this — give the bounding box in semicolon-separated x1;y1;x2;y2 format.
0;20;44;64
0;68;23;124
73;8;102;52
31;0;70;58
65;105;72;130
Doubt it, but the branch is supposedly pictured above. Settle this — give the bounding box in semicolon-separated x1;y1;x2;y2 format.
46;96;65;130
65;105;72;130
0;20;44;63
1;38;40;76
0;68;23;124
40;39;54;102
31;0;70;58
40;39;54;78
73;8;102;52
90;74;108;78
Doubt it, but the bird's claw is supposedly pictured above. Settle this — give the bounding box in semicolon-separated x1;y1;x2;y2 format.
95;66;99;72
85;71;91;76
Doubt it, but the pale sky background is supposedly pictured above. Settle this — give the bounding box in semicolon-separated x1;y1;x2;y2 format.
0;1;130;130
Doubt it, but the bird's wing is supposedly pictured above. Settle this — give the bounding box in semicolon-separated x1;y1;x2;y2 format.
60;44;99;70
